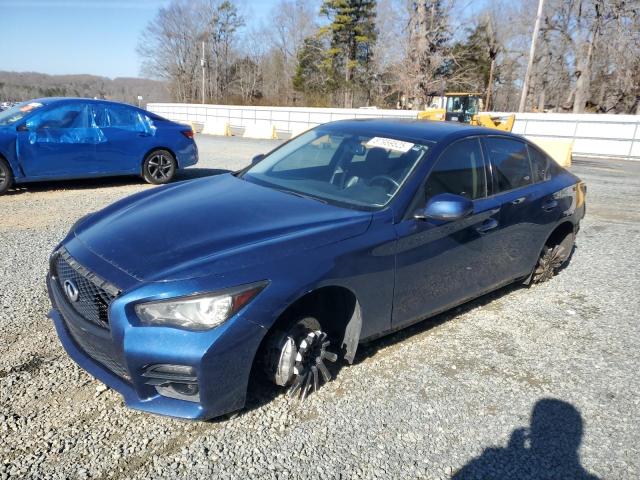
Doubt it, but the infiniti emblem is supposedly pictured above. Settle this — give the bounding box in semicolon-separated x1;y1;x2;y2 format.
63;280;80;303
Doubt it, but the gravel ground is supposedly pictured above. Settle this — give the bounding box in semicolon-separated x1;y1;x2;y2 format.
1;135;639;479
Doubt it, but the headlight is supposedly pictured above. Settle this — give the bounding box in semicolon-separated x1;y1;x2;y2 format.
134;281;267;331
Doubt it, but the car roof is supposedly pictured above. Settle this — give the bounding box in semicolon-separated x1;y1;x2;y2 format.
322;118;518;144
27;97;140;109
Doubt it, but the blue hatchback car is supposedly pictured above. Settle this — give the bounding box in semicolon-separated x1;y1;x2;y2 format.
0;98;197;194
47;119;586;419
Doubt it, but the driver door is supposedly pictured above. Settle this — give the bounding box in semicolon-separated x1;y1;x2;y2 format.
17;102;100;178
392;137;501;327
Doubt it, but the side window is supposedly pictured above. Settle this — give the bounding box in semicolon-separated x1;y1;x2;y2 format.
92;104;110;128
485;137;532;192
104;105;154;133
24;103;105;145
527;144;550;182
27;103;90;130
425;137;486;201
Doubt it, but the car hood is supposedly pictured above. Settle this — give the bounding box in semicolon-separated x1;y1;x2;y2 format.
73;174;372;282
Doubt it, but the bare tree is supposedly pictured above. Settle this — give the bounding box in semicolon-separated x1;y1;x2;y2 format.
399;0;452;108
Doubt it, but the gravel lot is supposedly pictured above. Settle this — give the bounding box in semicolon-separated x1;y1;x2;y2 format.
1;135;639;479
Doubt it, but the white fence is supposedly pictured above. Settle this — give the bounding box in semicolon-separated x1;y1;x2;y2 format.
147;103;640;160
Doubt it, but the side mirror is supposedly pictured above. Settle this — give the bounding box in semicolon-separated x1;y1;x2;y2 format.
16;123;29;132
251;153;265;166
414;193;474;222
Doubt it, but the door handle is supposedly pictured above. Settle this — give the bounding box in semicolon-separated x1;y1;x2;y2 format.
542;200;558;211
511;197;526;205
476;219;499;234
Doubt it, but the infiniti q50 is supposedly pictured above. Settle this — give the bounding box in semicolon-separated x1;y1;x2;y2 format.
47;119;586;419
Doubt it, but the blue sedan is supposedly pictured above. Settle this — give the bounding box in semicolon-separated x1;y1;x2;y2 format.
47;119;586;419
0;98;198;194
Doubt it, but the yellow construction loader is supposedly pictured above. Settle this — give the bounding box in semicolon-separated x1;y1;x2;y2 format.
418;92;514;132
417;92;571;168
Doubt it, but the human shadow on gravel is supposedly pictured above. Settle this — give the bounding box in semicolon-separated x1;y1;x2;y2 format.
452;398;599;480
3;167;231;196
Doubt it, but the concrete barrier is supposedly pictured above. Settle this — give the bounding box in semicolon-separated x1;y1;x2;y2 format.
243;123;278;140
201;119;230;136
529;138;573;168
290;123;313;138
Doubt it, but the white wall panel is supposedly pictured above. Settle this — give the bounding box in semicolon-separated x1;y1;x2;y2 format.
147;103;640;159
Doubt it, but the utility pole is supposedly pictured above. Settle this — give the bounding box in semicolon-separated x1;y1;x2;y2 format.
518;0;545;113
201;40;206;105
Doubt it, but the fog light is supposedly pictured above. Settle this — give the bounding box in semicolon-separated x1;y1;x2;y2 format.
156;383;200;403
142;364;200;402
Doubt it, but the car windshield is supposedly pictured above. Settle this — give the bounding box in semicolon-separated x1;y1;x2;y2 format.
243;127;432;210
0;101;45;126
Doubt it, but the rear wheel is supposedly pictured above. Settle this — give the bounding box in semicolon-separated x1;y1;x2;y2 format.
0;158;13;195
142;150;176;185
263;316;338;401
531;231;575;284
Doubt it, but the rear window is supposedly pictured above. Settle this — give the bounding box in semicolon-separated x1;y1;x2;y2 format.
93;104;155;134
528;145;550;182
485;137;532;192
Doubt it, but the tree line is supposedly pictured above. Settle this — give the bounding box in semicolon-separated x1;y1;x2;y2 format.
0;71;170;105
137;0;639;113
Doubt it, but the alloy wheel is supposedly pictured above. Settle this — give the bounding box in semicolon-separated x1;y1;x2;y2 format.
287;330;338;401
147;153;174;181
532;245;566;283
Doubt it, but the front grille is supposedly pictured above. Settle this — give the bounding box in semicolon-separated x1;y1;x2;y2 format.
53;250;119;328
50;249;130;381
64;314;131;382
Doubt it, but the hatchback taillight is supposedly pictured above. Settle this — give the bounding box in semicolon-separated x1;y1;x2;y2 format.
181;129;194;139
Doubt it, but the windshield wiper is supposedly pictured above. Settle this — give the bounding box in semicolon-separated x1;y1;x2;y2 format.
274;187;328;204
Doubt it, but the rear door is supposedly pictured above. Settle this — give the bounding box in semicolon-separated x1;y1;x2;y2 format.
17;102;100;177
392;137;501;327
93;103;154;174
481;136;560;284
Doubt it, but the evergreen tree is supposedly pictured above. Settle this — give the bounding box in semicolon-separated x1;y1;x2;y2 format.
319;0;377;107
292;36;333;106
447;17;500;109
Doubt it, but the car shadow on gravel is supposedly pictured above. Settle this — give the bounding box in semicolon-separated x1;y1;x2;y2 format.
4;176;145;195
353;281;524;365
452;398;600;479
175;167;232;180
238;281;529;421
3;168;231;195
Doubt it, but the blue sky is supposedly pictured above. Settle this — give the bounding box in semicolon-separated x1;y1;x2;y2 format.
0;0;278;78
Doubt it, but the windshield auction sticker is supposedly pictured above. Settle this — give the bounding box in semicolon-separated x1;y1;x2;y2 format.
365;137;415;153
20;102;43;112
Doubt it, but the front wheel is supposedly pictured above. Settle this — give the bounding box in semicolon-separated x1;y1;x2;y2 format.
264;316;338;401
0;158;14;195
142;150;176;185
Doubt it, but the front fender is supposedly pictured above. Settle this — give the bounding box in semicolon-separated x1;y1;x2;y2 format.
0;132;22;179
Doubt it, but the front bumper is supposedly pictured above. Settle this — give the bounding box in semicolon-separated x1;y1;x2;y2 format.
47;273;265;420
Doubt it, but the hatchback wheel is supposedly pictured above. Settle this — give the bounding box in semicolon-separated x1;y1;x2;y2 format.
265;316;338;401
0;158;13;195
143;150;176;185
